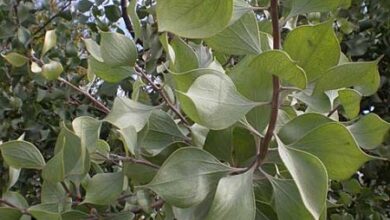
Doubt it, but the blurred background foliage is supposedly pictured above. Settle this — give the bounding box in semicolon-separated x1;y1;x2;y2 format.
0;0;389;219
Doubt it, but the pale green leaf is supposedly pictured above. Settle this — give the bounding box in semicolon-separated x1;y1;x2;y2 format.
0;140;45;169
230;0;252;24
100;32;137;66
278;113;332;145
267;177;314;220
118;126;137;155
41;30;57;57
62;210;89;220
230;55;272;132
142;147;231;208
289;122;374;180
88;57;133;83
205;12;261;55
284;21;340;82
293;91;331;113
90;140;111;164
42;60;63;80
205;171;255;220
123;162;157;185
83;38;103;62
182;73;259;130
249;50;307;89
337;89;362;119
314;61;380;96
104;97;156;131
6;166;20;190
348;114;390;150
156;0;234;38
277;138;328;219
72;116;102;153
128;0;142;39
83;172;124;205
1;52;28;67
170;37;198;72
28;203;62;220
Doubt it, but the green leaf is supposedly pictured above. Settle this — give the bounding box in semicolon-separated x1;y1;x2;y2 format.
88;57;133;83
105;5;121;22
123;162;157;185
84;38;103;62
90;140;111;164
41;30;57;57
83;172;124;205
140;110;188;156
0;140;45;169
284;21;340;82
181;73;259;130
170;37;199;72
205;171;255;220
62;210;89;220
128;0;142;39
1;52;28;67
230;55;272;132
77;0;93;12
72;116;102;153
2;191;29;210
156;0;234;38
205;12;261;55
249;50;307;89
42;60;63;80
293;91;331;113
42;124;90;183
104;97;156;131
289;122;374;180
100;32;137;66
6;167;20;190
0;208;22;220
118;126;137;155
41;181;71;211
28;203;63;220
277;138;328;219
278;113;332;145
288;0;344;17
348;114;390;150
337;89;362;119
141;147;231;208
314;61;380;96
230;0;252;24
266;177;314;219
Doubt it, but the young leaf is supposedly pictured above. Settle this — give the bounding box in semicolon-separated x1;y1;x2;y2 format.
41;60;63;80
0;140;46;169
314;61;380;96
205;171;255;220
277;138;328;220
181;73;259;130
205;12;261;55
289;122;375;180
83;172;124;205
104;97;156;131
141;147;231;208
337;89;362;119
1;52;28;67
100;32;137;66
284;22;340;82
156;0;234;38
348;114;390;150
41;30;57;57
170;37;199;72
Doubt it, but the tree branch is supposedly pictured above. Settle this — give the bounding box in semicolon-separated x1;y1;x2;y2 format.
109;153;160;169
32;1;72;36
134;65;190;126
253;0;281;169
57;77;111;114
120;0;135;38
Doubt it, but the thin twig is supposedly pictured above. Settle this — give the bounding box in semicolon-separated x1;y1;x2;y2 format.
109;153;160;169
0;199;32;216
58;77;111;114
252;0;281;170
134;65;190;126
327;104;340;117
60;181;72;197
32;1;72;36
